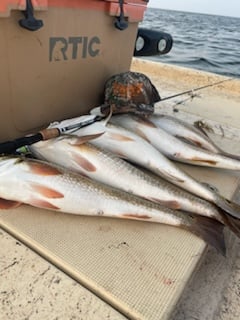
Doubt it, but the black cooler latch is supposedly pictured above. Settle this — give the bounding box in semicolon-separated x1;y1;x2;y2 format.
114;0;128;30
19;0;44;31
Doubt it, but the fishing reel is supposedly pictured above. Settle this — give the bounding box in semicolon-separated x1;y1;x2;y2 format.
134;28;173;57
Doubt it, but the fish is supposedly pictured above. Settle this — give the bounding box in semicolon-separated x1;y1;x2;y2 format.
111;114;240;171
0;156;226;255
72;116;240;219
149;114;240;160
30;135;240;238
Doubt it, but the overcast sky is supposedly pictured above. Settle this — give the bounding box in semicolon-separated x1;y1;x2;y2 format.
148;0;240;18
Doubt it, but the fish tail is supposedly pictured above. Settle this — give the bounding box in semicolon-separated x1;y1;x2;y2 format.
215;195;240;219
188;215;226;256
219;210;240;238
221;151;240;161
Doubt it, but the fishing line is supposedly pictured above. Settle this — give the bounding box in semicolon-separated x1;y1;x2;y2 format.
170;93;201;110
160;77;234;102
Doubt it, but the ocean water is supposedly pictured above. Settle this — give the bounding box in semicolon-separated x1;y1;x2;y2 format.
140;8;240;78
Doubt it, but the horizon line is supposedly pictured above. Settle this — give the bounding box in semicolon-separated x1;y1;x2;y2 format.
147;6;240;19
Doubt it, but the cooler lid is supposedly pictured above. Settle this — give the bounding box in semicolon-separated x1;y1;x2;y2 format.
0;0;47;17
106;0;148;22
0;0;148;22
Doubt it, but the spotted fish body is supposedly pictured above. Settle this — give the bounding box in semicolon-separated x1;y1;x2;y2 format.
30;136;224;221
72;117;240;219
149;114;240;160
30;136;240;237
74;122;214;201
0;156;226;254
111;114;240;171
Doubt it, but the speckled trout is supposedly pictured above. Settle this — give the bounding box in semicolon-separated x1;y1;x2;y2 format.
30;135;240;237
149;114;240;160
0;156;225;255
112;114;240;171
71;117;240;220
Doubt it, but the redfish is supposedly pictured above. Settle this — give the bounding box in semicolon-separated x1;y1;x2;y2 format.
111;114;240;171
150;114;240;160
30;135;240;237
0;156;226;255
72;117;240;219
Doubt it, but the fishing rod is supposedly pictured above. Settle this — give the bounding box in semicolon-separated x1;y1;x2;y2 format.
0;76;234;155
0;115;104;155
160;77;234;102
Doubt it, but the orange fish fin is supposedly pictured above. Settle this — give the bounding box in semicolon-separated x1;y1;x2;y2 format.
122;213;151;220
71;133;104;145
191;157;217;165
27;161;62;176
173;153;217;166
30;183;64;199
72;154;97;172
135;116;157;128
28;198;60;210
135;128;151;143
107;132;135;142
0;198;21;209
149;198;181;210
176;135;204;149
161;170;185;184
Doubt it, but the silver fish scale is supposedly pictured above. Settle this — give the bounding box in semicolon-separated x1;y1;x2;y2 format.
31;135;222;221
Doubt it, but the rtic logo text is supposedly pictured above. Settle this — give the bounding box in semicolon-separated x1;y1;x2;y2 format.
49;36;101;61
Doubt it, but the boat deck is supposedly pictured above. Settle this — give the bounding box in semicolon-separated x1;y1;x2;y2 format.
1;59;240;320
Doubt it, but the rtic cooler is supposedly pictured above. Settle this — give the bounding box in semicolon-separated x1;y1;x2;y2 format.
0;0;148;141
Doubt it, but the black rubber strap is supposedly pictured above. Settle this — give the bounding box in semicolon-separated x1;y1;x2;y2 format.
19;0;43;31
115;0;128;30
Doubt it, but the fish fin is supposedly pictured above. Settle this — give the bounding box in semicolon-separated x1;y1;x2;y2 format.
149;198;181;210
70;133;104;145
28;198;60;210
201;182;219;193
162;171;185;183
135;128;151;143
107;132;135;142
72;154;97;172
215;195;240;219
122;213;151;220
189;157;217;165
219;211;240;238
113;150;129;159
177;135;240;161
221;151;240;161
134;116;157;128
103;105;113;125
27;161;62;176
175;135;208;149
30;183;64;199
190;122;240;158
0;198;21;209
172;153;218;166
189;215;226;256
